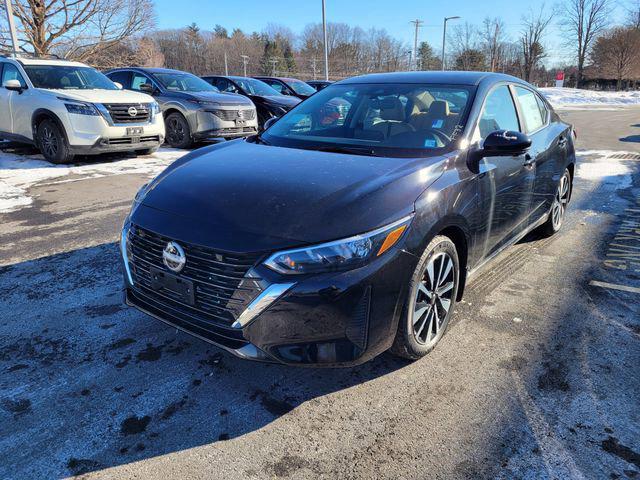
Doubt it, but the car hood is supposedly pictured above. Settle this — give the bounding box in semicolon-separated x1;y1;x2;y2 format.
136;141;446;253
184;91;253;107
47;88;154;104
259;95;301;108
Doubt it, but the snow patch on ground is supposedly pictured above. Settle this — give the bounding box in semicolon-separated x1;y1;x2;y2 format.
576;150;634;190
0;148;187;213
540;88;640;109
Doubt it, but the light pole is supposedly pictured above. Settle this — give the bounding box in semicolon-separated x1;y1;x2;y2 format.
410;19;423;71
441;16;461;71
241;55;249;77
321;0;329;81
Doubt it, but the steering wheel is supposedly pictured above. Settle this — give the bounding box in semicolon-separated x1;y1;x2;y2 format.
423;128;451;145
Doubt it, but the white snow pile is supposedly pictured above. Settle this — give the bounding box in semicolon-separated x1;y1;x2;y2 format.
576;150;634;190
540;87;640;109
0;147;187;213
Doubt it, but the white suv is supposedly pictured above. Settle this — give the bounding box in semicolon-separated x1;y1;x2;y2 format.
0;56;165;164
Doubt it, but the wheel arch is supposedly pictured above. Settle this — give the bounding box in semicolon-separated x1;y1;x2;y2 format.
31;109;69;145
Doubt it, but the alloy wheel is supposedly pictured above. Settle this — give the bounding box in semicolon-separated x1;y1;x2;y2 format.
167;117;185;144
412;252;456;346
41;126;59;158
551;173;570;230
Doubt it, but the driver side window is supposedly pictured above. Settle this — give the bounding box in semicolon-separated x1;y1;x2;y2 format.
478;85;520;139
1;64;27;88
131;72;152;91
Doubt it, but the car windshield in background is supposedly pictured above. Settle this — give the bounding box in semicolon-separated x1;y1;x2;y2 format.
285;79;316;96
263;83;474;157
23;65;117;90
154;72;218;92
232;77;281;96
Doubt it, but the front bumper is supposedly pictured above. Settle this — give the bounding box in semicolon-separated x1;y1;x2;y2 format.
193;110;258;140
121;221;417;367
71;135;164;155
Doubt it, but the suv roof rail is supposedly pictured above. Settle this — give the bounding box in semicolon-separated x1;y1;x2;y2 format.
0;51;63;60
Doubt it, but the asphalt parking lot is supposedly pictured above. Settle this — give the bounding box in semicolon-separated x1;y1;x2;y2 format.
0;109;639;479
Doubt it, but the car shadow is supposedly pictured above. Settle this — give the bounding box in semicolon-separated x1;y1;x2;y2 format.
0;243;409;477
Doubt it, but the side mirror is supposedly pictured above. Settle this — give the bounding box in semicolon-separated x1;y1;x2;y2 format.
113;82;123;90
139;83;154;94
263;117;279;131
3;79;25;92
480;130;531;157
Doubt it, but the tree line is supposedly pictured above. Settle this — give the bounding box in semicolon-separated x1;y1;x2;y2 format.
1;0;639;89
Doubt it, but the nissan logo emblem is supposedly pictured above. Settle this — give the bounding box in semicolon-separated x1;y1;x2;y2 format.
128;106;138;117
162;241;186;273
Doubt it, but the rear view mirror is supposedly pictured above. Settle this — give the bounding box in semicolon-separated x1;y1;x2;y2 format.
3;79;24;92
481;130;531;157
113;82;123;90
139;83;154;94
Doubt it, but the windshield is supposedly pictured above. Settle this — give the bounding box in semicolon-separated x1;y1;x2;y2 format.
285;79;316;96
23;65;117;90
263;83;474;156
154;72;217;92
231;77;281;96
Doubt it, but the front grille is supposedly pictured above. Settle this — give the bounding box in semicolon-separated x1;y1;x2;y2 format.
103;103;151;123
127;225;262;327
104;135;160;145
211;109;256;121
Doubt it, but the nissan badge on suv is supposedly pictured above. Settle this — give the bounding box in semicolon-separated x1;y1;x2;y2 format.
0;55;164;164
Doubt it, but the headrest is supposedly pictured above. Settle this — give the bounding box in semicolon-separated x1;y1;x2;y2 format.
378;97;405;121
429;100;450;118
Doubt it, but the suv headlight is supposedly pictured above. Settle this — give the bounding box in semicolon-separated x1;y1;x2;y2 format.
64;102;99;116
263;215;413;275
192;100;220;109
150;101;160;115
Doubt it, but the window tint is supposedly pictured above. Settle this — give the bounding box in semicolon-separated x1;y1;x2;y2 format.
514;86;544;133
131;72;152;91
478;85;520;138
264;80;284;93
107;70;130;88
1;63;27;88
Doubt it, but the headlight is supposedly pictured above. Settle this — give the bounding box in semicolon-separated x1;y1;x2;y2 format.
150;101;160;115
64;102;99;116
192;100;220;108
263;215;413;275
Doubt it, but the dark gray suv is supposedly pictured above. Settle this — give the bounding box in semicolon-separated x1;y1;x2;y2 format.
105;67;258;148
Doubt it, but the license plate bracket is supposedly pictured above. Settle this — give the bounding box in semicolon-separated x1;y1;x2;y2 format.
126;127;144;136
235;119;247;127
149;266;195;305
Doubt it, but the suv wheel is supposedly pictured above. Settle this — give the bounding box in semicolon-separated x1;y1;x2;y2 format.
539;168;571;236
390;235;459;360
37;119;74;164
165;112;192;149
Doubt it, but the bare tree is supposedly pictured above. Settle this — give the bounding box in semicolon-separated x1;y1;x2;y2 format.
591;26;640;88
560;0;610;87
0;0;154;60
520;6;553;83
481;17;506;72
628;0;640;29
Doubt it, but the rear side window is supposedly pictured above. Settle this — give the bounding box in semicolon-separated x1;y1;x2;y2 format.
514;86;545;133
478;85;520;138
1;63;27;88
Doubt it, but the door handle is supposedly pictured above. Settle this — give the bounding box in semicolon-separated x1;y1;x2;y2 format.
523;153;536;167
558;136;568;148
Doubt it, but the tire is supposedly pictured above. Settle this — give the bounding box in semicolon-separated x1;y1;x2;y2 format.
538;168;571;237
37;119;74;164
164;112;193;149
135;146;160;155
390;235;460;360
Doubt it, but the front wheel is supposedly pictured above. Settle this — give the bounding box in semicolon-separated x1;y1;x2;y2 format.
164;112;192;149
37;119;74;164
539;168;571;236
390;235;460;360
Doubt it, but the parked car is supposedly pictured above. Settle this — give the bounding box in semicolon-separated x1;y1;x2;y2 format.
252;76;316;100
0;55;164;164
120;71;575;366
105;67;257;148
307;80;333;92
202;75;300;127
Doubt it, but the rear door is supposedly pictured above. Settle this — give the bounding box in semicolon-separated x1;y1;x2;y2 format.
475;84;536;256
512;86;563;221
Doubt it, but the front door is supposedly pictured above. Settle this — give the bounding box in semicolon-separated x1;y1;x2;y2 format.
475;84;535;257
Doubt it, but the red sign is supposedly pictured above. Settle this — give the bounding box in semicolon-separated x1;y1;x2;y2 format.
555;71;565;81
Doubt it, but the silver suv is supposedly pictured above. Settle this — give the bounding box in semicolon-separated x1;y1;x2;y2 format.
0;56;164;164
105;67;258;148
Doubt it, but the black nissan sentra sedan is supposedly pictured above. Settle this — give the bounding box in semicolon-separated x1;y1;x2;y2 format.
120;71;576;366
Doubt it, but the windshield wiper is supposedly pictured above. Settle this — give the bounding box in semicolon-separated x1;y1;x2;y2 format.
314;145;380;157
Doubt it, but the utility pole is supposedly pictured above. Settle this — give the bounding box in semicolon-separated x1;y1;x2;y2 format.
441;16;461;71
410;19;423;71
224;51;229;75
321;0;329;80
311;57;317;80
4;0;19;55
269;57;278;76
241;55;249;77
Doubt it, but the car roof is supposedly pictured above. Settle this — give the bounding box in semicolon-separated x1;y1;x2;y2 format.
11;58;88;67
254;76;302;82
338;71;526;86
111;67;190;75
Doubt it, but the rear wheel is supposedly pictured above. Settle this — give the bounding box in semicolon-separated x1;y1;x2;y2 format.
37;119;74;164
539;168;571;236
165;112;192;149
390;235;459;360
